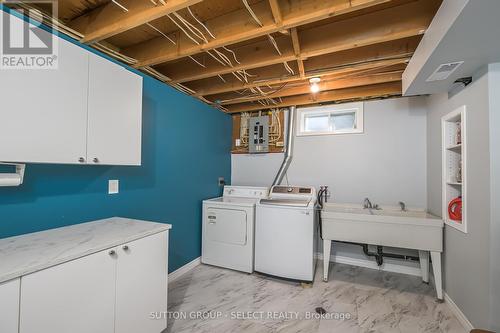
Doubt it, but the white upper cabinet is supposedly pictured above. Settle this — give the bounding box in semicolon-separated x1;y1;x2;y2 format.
0;16;89;164
87;54;142;166
0;12;143;166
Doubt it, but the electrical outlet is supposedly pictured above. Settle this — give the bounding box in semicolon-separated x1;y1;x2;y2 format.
108;180;119;194
218;177;226;187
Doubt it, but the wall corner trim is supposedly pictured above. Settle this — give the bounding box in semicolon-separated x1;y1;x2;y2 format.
444;292;474;332
168;257;202;283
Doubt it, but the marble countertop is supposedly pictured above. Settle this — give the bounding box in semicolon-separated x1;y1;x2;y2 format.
0;217;171;284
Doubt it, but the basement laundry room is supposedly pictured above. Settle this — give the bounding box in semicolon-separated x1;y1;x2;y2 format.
0;1;499;333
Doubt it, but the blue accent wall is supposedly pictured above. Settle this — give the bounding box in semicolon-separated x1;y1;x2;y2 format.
0;8;232;272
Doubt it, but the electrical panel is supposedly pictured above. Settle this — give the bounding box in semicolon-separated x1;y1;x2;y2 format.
231;110;284;154
249;116;269;153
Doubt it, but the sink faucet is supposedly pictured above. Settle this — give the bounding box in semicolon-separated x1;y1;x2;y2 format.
399;201;406;211
364;198;381;210
363;198;372;209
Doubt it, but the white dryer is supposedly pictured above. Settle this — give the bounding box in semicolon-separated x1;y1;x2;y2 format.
202;186;268;273
255;185;318;282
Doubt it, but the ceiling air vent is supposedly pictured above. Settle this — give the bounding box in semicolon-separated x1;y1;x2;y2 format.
426;61;464;82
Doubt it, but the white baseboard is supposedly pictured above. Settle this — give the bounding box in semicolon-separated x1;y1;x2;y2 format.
168;257;201;283
316;252;422;277
444;292;474;331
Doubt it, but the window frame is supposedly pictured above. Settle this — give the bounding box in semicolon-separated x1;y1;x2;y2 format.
296;102;364;137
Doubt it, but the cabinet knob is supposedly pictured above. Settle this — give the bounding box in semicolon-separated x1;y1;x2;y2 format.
122;245;129;251
108;250;116;256
93;158;99;163
78;157;85;163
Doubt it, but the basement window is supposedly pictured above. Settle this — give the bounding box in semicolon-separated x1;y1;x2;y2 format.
297;102;364;136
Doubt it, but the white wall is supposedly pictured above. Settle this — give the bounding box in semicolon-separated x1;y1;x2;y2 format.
232;97;428;272
488;63;500;332
426;67;491;328
232;97;428;208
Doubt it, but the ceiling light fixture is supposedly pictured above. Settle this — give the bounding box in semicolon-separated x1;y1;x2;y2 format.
309;77;321;93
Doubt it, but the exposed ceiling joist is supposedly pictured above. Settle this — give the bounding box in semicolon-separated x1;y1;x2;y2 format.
268;0;283;25
304;36;420;73
164;35;295;83
21;0;441;113
218;71;403;105
299;0;437;59
125;0;395;67
193;55;410;97
225;81;403;113
160;1;434;84
290;27;305;78
69;0;202;44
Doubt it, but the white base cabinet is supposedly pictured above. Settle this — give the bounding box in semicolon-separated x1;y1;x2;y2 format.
18;231;168;333
20;247;117;333
0;278;20;333
115;232;168;333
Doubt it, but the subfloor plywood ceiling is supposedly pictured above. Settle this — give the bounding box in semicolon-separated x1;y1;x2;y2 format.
7;0;442;113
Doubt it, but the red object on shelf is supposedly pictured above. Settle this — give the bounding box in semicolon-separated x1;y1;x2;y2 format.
448;197;462;222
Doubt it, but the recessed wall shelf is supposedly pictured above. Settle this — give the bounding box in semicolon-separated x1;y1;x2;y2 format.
442;106;467;233
446;143;462;151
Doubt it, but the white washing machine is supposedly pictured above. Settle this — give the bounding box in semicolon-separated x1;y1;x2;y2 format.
202;186;268;273
255;185;318;282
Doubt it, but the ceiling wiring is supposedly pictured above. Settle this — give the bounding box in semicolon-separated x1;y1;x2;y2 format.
187;7;216;39
188;55;206;67
167;13;201;45
218;74;227;83
172;12;208;43
150;0;167;5
217;83;289;104
111;0;129;12
146;23;176;45
267;34;282;56
242;0;263;27
222;46;241;65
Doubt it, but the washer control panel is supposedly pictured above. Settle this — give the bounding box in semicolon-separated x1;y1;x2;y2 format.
272;186;313;195
269;185;316;202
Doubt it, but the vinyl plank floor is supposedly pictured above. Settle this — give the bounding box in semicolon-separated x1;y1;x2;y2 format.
165;262;466;333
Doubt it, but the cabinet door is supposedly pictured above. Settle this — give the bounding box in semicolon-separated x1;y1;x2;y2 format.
0;13;89;164
115;232;168;333
19;248;117;333
0;278;20;333
87;54;143;166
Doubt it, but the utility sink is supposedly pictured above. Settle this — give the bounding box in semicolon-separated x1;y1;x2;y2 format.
320;203;444;300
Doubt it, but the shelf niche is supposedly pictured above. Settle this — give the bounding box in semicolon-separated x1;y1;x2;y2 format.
441;106;467;233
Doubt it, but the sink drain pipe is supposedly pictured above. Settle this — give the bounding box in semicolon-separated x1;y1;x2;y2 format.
335;241;420;266
361;244;420;266
272;106;296;186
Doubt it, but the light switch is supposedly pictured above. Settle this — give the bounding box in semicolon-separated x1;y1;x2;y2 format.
108;180;119;194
